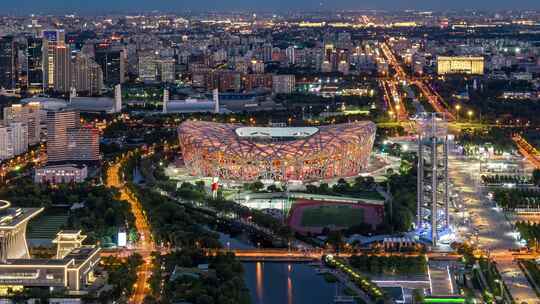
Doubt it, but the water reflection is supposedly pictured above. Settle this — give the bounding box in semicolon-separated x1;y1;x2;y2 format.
256;262;263;301
287;276;293;304
244;262;335;304
218;233;335;304
287;263;293;304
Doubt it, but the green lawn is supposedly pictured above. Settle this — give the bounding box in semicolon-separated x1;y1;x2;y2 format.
27;208;69;239
300;205;363;228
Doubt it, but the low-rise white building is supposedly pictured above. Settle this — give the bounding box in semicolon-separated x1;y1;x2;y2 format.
34;164;88;184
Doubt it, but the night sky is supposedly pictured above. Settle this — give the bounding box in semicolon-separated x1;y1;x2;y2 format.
3;0;540;14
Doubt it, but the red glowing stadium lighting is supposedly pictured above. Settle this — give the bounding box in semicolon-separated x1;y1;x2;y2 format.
178;121;376;182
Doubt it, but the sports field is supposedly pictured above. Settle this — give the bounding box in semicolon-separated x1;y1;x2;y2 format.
300;204;364;228
287;199;383;234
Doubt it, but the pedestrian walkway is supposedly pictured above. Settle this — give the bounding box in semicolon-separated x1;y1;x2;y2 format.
428;261;456;296
449;155;540;303
495;259;540;304
331;268;374;304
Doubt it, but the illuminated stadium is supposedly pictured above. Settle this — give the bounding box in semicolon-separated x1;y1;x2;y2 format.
178;120;376;182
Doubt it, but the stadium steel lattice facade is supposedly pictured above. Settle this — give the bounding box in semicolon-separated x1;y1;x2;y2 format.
178;120;376;182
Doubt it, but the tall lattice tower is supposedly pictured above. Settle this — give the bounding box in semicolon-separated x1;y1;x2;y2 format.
416;113;449;246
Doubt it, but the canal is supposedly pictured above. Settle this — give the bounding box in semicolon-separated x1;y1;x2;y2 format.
244;262;337;304
219;233;336;304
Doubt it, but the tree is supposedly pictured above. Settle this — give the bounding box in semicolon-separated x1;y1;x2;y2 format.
533;169;540;186
322;227;331;235
319;183;331;194
267;184;281;192
143;296;159;304
327;230;344;252
412;289;424;304
392;205;414;232
249;181;264;192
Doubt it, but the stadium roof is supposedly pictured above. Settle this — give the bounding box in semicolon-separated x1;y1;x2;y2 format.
235;126;319;138
179;120;376;181
179;120;376;160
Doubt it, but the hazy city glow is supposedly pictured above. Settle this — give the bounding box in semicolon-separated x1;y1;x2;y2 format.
0;6;539;304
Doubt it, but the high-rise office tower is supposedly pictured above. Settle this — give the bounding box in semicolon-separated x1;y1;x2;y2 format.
71;54;103;96
53;44;71;93
94;44;126;85
213;88;219;114
323;32;335;47
3;103;41;145
321;60;332;73
81;42;95;58
338;60;350;75
262;43;273;62
27;37;44;93
272;75;296;94
162;89;169;114
0;127;11;160
8;122;29;156
88;60;103;96
138;51;157;82
324;43;334;61
114;84;122;113
67;126;100;162
0;36;17;90
337;32;352;49
251;60;265;74
42;29;66;91
46;109;100;163
285;46;296;65
27;102;42;146
46;110;79;163
0;123;28;161
157;58;175;83
17;48;26;87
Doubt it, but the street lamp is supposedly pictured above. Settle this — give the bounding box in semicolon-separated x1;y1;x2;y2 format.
388;110;395;121
467;110;473;123
455;104;461;122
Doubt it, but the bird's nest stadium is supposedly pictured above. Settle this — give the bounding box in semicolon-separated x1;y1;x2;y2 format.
178;120;376;182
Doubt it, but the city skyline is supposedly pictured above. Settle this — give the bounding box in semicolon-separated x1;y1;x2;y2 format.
3;0;540;14
0;5;540;303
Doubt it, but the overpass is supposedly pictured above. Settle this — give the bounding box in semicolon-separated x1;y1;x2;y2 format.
102;246;540;263
101;247;469;262
100;247;321;262
513;134;540;169
213;249;321;262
